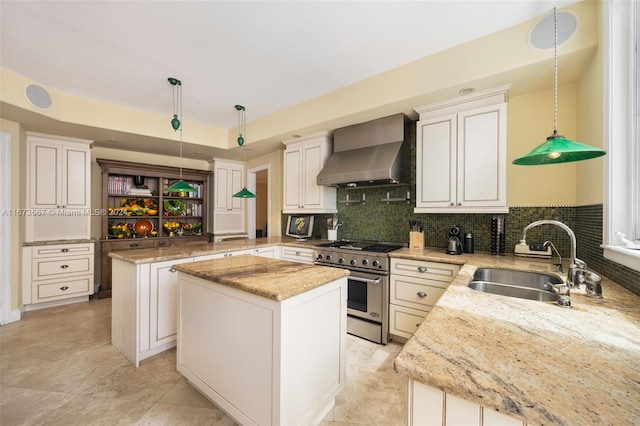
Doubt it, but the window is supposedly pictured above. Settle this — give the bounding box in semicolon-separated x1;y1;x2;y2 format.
603;0;640;271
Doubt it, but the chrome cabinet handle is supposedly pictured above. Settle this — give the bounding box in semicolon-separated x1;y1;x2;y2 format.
417;266;427;273
60;286;69;291
130;243;139;248
296;251;301;256
61;248;69;253
60;264;69;269
450;202;454;206
169;268;177;273
417;291;427;298
458;202;462;206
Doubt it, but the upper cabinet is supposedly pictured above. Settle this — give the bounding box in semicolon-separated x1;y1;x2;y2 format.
414;85;509;214
25;132;93;242
282;132;337;214
211;159;245;234
27;132;92;210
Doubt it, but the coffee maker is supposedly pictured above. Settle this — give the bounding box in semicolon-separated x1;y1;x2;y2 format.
447;225;463;255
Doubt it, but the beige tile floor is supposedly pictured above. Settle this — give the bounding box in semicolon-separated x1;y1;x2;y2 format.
0;298;407;425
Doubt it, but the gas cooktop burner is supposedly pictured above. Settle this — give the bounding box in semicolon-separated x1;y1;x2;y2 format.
315;240;404;253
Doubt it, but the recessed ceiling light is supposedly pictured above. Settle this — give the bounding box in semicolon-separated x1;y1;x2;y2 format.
107;139;118;143
195;151;203;155
459;88;475;95
291;134;301;138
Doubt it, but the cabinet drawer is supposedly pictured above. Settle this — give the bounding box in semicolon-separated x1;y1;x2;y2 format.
32;242;94;258
390;275;448;310
107;239;157;251
391;258;459;283
33;256;93;280
36;277;92;301
389;304;431;340
281;247;314;264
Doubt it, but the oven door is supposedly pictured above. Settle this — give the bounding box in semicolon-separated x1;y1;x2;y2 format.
346;270;386;323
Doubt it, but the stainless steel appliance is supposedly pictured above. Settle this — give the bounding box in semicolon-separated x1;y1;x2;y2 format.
447;225;463;255
313;240;404;344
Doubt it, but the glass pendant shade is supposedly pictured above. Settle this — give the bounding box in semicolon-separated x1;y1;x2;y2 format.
512;8;606;166
233;187;256;198
512;131;606;165
166;179;197;193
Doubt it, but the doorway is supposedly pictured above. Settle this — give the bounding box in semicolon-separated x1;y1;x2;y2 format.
247;165;270;239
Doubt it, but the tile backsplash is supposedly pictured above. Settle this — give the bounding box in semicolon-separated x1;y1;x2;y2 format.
294;202;639;297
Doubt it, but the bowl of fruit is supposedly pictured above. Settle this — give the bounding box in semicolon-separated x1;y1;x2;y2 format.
110;223;132;238
163;221;181;236
182;222;202;235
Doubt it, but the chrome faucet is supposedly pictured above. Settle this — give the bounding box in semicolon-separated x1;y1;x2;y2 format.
519;220;586;288
543;240;563;273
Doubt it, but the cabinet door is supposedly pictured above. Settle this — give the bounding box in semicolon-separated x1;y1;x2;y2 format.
28;140;61;209
62;145;90;208
230;166;244;211
416;114;457;209
301;144;323;208
214;165;230;211
149;257;194;349
254;246;280;258
457;103;506;208
283;147;302;210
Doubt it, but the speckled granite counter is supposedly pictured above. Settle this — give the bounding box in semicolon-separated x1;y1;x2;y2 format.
172;255;349;301
108;236;321;264
391;249;640;425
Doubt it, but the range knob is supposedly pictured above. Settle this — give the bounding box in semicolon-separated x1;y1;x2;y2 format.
362;259;369;266
338;258;345;264
326;254;333;261
350;259;357;266
372;260;380;268
316;253;324;261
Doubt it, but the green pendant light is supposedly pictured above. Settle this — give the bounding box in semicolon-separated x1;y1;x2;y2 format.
512;8;606;165
232;104;256;199
165;77;196;193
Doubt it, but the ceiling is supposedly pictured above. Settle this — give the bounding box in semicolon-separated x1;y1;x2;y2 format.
1;0;584;161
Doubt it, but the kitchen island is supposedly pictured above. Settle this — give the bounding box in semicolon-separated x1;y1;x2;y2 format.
391;249;640;425
173;255;349;426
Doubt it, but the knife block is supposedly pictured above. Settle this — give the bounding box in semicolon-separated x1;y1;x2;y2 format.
409;231;424;249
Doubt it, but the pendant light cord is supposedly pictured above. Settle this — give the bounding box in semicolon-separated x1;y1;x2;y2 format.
553;7;558;134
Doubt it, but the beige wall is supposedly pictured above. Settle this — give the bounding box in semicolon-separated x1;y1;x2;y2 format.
0;118;25;311
576;9;604;206
507;85;579;206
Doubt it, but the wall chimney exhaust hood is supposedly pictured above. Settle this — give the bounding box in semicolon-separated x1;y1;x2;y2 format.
317;113;410;188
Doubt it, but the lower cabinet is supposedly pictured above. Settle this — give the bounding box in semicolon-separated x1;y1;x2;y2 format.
112;245;308;367
22;242;95;310
389;258;459;341
408;380;525;426
177;271;347;425
280;246;314;264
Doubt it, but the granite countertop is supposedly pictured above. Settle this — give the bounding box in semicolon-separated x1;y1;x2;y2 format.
108;236;324;264
23;238;96;246
391;249;640;425
172;255;349;301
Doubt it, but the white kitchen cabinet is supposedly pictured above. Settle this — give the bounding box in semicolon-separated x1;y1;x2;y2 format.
211;159;245;234
408;380;526;426
414;86;509;214
389;257;459;341
112;256;193;367
177;268;347;425
148;257;194;350
25;132;93;241
254;246;281;258
280;246;315;264
22;242;95;310
282;132;337;214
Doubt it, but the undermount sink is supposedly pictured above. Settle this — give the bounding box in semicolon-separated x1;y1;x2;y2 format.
468;268;563;302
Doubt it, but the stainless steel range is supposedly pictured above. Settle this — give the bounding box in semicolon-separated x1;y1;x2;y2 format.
313;240;404;344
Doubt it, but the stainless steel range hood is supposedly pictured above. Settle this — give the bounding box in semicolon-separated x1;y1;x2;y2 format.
317;113;410;187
